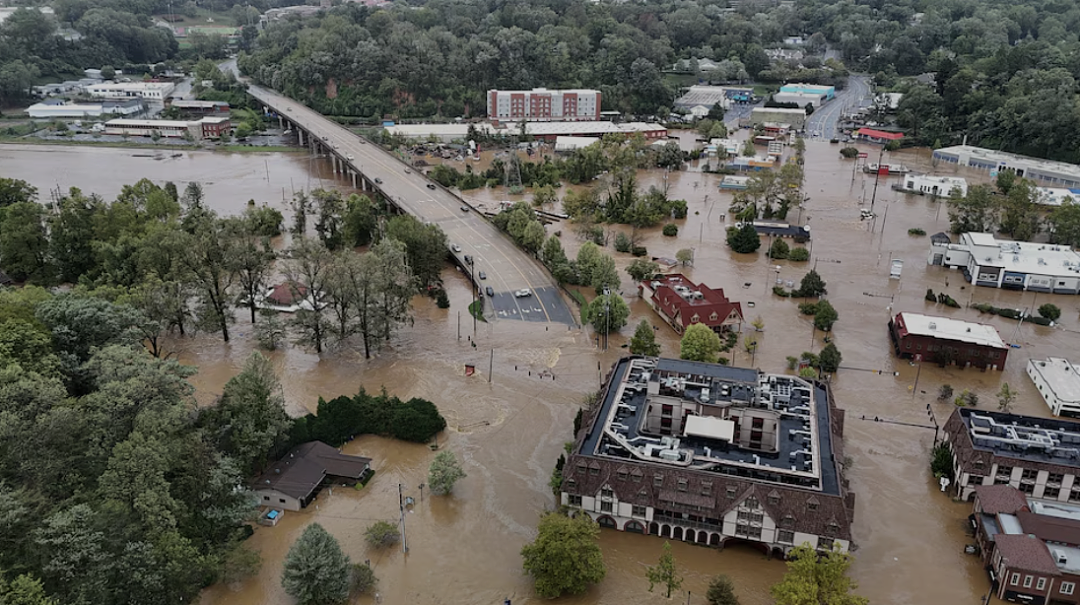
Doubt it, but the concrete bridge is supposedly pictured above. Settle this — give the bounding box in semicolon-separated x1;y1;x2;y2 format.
248;84;575;325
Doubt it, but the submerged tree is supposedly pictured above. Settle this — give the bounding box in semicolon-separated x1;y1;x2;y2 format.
282;524;351;605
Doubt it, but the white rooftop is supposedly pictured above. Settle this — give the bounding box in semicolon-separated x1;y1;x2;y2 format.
554;136;600;151
999;513;1024;534
490;87;600;95
88;82;173;90
683;415;735;442
752;107;806;115
1028;497;1080;522
106;118;193;128
1029;358;1080;405
1051;544;1080;574
897;312;1007;349
958;233;1080;276
934;145;1080;182
1035;187;1080;207
517;121;665;136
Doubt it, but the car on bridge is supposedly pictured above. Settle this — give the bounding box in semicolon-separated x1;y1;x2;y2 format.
514;289;532;298
478;271;487;280
426;183;436;190
374;178;382;184
460;206;469;212
485;286;494;297
451;244;461;252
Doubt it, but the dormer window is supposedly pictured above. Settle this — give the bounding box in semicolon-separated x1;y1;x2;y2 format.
677;479;688;492
701;482;713;496
617;469;628;481
654;474;664;487
807;497;819;511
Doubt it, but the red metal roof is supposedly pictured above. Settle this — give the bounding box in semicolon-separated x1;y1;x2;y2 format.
266;283;308;306
856;128;904;140
649;274;743;330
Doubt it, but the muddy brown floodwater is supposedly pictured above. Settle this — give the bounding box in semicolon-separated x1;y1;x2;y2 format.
6;140;1077;605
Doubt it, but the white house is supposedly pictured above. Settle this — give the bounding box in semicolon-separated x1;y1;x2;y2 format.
901;175;968;197
1028;358;1080;417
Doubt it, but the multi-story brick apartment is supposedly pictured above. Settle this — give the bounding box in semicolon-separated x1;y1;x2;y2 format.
971;484;1080;605
561;356;855;557
888;311;1009;370
487;88;601;124
944;408;1080;502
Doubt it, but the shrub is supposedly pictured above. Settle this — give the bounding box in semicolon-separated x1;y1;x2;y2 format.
798;302;819;315
1039;303;1062;321
288;388;447;448
769;238;790;259
662;223;679;236
925;288;936;302
631;246;648;257
365;521;400;548
614;232;632;253
908;228;926;236
773;286;791;297
435;289;450;309
786;356;799;370
938;384;954;401
788;247;809;261
839;147;859;158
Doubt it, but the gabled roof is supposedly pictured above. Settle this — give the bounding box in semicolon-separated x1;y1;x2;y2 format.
252;441;371;501
994;534;1062;575
648;274;743;329
975;485;1030;516
266;283;308;306
856;128;904;140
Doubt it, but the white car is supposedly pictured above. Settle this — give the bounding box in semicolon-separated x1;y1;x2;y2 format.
347;154;354;160
451;244;462;252
514;289;532;298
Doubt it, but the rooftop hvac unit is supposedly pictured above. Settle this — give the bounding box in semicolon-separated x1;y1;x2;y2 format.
659;449;681;461
928;322;937;330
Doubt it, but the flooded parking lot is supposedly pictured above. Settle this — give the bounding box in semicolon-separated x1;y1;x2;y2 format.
6;139;1077;604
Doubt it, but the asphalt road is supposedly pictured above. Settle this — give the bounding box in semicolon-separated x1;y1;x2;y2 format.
246;84;576;326
805;74;872;140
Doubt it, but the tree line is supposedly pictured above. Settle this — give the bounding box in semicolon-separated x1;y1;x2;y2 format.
0;177;448;358
946;172;1080;246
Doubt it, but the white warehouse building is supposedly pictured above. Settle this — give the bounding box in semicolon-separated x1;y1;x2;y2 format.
84;81;175;100
900;174;968;197
928;232;1080;294
1028;358;1080;417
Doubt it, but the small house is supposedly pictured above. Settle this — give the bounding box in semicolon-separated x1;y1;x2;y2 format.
253;441;373;511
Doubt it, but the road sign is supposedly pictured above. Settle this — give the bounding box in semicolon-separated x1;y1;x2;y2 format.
858;152;868;158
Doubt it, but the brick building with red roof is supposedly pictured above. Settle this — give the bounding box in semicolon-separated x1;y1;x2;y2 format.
639;274;744;334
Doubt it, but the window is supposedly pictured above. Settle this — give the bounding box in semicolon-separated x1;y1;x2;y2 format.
589;466;599;476
1037;578;1046;591
778;530;795;543
1062;581;1075;595
817;537;834;550
967;475;984;486
631;472;642;483
263;496;270;501
1044;487;1061;499
279;499;286;504
661;417;673;428
1021;469;1038;480
577;462;587;474
781;516;795;529
632;505;647;517
1011;573;1020;586
807;499;819;511
1020;483;1035;494
600;501;613;513
568;495;583;506
768;493;780;505
617;469;628;481
827;522;839;535
601;488;613;499
662;404;673;416
1024;576;1033;589
655;475;664;488
677;479;688;492
745;497;760;509
702;482;713;496
727;486;737;499
1049;473;1065;485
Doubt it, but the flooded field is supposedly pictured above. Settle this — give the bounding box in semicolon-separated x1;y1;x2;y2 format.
5;140;1077;604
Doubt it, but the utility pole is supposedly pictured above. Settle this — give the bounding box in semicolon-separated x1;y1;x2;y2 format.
869;144;885;214
398;483;408;554
488;348;494;383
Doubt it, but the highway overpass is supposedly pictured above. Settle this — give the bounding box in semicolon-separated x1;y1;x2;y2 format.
247;84;575;326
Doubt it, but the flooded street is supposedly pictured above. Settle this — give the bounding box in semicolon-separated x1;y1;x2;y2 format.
6;139;1078;604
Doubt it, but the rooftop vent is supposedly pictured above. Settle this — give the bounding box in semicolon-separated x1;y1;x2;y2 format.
928;322;937;330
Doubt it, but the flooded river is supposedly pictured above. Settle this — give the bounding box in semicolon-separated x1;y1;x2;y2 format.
5;140;1076;604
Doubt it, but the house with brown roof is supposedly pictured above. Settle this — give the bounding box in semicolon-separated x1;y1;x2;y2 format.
562;356;854;558
253;441;372;511
639;274;743;335
944;408;1080;502
971;485;1080;605
257;283;315;314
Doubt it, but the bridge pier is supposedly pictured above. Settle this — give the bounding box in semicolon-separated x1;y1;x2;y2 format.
350;170;357;189
279;116;284;129
297;129;304;146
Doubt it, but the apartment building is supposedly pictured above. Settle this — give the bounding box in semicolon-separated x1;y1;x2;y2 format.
486;88;601;123
972;485;1080;605
562;357;855;558
944;408;1080;502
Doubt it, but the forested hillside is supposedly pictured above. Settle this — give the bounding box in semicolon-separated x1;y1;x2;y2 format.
241;0;1080;161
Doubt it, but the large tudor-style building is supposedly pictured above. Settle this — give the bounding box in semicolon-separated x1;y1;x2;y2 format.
561;356;855;557
639;274;744;334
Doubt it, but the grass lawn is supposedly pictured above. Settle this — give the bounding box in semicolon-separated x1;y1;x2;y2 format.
468;300;487;322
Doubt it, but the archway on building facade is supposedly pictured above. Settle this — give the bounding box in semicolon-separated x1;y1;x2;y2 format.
686;529;696;543
721;537;770;555
697;531;709;545
650;522;660;535
661;525;671;538
596;515;617;529
672;527;683;540
710;533;721;546
625;521;645;534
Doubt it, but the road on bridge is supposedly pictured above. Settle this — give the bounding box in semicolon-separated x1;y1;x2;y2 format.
247;84;576;326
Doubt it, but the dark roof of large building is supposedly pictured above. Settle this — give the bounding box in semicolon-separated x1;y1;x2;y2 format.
994;534;1062;575
1016;510;1080;548
253;441;371;500
975;485;1030;516
947;408;1080;472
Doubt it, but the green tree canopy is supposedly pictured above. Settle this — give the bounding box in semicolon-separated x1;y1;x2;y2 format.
521;513;606;598
680;324;722;363
771;543;867;605
629;319;661;357
282;523;351;605
428;450;467;496
582;293;629;335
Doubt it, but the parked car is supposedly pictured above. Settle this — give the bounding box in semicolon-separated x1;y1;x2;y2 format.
460;205;469;212
451;244;462;252
374;177;382;184
426;183;436;190
514;289;532;298
404;168;411;173
478;271;487;280
485;286;494;297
